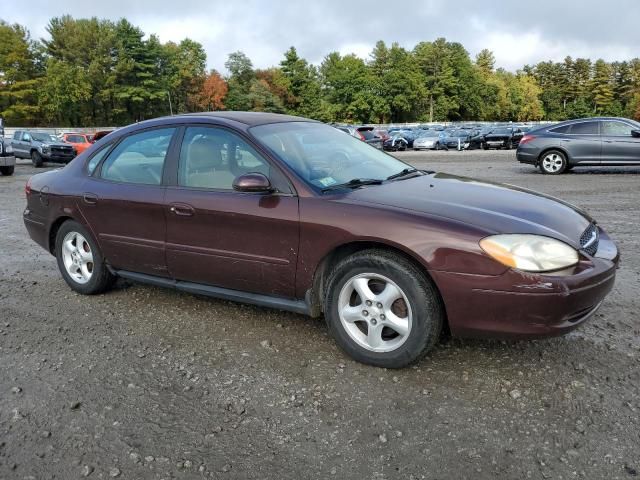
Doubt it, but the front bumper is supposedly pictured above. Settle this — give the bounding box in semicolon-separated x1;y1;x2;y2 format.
42;153;75;163
0;155;16;167
431;228;619;339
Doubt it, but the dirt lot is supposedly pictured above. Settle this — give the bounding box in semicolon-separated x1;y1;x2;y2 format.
1;150;639;479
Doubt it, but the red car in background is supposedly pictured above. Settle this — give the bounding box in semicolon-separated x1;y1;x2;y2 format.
62;132;93;154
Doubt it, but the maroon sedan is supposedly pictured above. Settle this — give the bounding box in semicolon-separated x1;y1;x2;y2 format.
23;112;619;368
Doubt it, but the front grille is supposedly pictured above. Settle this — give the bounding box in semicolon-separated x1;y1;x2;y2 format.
580;223;599;256
51;146;74;156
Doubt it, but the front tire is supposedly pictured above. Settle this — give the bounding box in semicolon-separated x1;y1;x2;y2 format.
0;165;14;176
31;150;43;168
55;220;115;294
539;150;568;174
324;250;444;368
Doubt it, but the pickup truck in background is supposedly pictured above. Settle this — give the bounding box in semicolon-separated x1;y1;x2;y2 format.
11;130;76;167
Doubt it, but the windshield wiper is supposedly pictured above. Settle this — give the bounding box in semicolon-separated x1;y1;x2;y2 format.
321;178;383;193
386;168;420;181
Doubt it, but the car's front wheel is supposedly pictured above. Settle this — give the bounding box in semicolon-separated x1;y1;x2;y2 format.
55;220;115;294
539;150;567;174
324;250;443;368
31;150;43;168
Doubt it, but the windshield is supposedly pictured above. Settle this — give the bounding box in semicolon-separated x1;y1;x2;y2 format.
31;133;58;142
250;122;413;190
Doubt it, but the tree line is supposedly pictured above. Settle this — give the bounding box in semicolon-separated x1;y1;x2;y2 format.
1;16;639;127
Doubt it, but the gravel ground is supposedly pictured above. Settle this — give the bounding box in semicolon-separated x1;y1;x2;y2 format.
1;151;639;479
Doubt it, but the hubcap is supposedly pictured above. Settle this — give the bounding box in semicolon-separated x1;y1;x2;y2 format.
338;273;412;353
61;232;94;284
542;153;564;173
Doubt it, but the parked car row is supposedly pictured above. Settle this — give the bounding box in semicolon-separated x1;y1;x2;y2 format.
333;122;530;152
9;130;115;167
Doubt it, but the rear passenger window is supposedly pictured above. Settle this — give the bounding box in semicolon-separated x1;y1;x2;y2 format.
550;125;570;134
569;122;599;135
178;127;270;190
601;121;633;136
100;128;175;185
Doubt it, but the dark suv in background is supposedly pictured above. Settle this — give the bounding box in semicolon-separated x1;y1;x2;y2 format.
517;117;640;174
11;130;76;167
483;127;524;150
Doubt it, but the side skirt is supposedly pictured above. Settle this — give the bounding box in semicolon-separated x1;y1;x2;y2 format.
113;269;311;316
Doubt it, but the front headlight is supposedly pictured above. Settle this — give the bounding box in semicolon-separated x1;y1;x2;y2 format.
5;143;12;153
41;145;50;153
480;234;579;272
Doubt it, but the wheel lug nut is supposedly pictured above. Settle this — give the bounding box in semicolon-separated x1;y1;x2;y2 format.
380;314;386;321
362;310;369;316
365;300;372;306
371;319;377;325
376;302;383;308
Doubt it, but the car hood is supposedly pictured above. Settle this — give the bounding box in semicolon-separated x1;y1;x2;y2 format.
343;173;592;247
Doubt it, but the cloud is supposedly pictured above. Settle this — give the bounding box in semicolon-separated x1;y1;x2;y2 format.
3;0;639;73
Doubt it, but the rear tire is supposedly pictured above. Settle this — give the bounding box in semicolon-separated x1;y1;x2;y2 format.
0;165;14;176
539;149;567;174
31;150;43;168
55;220;115;295
324;250;443;368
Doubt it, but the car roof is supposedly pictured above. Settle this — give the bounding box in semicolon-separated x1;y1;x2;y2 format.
178;111;315;126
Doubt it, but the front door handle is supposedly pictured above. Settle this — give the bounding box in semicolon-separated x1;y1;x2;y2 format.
169;203;195;217
83;193;98;205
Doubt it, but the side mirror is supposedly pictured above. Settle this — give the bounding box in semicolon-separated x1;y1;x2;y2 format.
631;129;640;138
232;172;273;193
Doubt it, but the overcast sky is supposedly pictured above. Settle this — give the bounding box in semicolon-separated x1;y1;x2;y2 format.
4;0;640;72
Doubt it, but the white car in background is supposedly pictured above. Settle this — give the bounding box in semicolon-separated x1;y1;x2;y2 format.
413;131;443;150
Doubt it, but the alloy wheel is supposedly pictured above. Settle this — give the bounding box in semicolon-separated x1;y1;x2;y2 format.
542;153;565;173
61;231;94;284
337;273;412;353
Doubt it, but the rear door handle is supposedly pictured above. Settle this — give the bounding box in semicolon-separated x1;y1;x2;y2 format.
169;203;195;217
83;193;98;205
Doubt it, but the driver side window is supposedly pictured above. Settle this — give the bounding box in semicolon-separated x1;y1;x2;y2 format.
178;126;270;190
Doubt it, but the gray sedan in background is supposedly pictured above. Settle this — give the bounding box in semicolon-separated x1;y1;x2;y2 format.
517;117;640;174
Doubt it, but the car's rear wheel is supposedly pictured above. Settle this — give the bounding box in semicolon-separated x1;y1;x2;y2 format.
31;150;43;168
324;250;443;368
539;150;567;174
55;220;115;294
505;140;513;150
0;165;14;176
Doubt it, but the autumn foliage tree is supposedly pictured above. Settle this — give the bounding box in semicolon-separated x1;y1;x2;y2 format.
191;70;228;111
3;14;640;126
